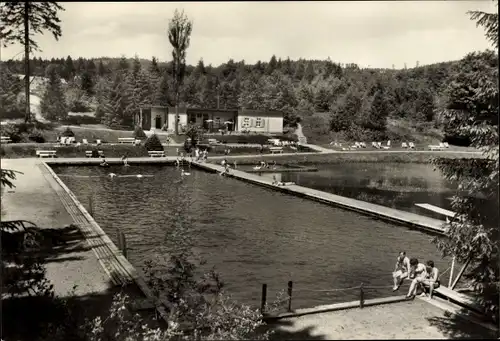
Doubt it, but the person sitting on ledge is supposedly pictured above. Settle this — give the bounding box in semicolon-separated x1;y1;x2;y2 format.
220;163;231;176
121;154;129;166
272;175;294;186
392;251;411;291
420;260;440;299
406;258;428;299
100;156;109;167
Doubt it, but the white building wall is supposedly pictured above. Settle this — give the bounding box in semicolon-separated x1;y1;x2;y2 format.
166;113;188;133
237;115;283;134
267;116;284;134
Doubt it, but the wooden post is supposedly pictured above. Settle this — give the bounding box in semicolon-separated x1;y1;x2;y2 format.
120;231;127;259
287;281;293;312
88;196;93;217
116;229;122;251
117;229;127;258
261;284;267;314
360;283;365;308
451;257;471;290
448;256;456;288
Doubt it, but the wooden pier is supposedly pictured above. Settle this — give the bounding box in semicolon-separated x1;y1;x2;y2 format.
192;161;446;235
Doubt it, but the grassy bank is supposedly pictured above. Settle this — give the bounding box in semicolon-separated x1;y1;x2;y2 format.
301;115;444;146
1;144;151;158
210;151;484;165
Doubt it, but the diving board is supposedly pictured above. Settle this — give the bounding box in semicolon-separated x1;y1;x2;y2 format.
415;203;456;218
434;286;484;315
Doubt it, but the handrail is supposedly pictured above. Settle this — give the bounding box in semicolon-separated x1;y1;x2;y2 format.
263;262;457;313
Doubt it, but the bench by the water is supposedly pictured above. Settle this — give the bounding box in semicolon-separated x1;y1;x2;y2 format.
1;136;12;143
85;150;104;158
269;146;284;154
148;150;165;157
36;150;57;158
434;286;484;314
415;203;456;218
118;137;135;144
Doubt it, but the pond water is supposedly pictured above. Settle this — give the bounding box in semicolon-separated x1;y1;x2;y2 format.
254;163;457;221
52;164;452;309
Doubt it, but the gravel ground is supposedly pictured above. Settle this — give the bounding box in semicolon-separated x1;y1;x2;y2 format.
1;158;112;297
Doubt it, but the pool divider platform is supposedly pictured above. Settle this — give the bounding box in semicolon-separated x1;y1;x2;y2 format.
192;161;447;235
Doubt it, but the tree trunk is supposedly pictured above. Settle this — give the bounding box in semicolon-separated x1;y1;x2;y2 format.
24;1;30;123
174;92;179;135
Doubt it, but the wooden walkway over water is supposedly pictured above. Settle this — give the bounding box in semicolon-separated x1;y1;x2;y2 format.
192;161;446;235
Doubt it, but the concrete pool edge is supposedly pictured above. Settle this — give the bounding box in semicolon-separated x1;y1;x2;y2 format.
263;295;409;321
40;161;171;323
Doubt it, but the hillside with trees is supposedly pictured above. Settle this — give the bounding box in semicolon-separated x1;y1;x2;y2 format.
1;55;470;143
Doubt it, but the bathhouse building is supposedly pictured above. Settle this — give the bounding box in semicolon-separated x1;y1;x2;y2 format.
136;106;284;134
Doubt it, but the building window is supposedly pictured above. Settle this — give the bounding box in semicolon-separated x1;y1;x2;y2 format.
255;117;263;128
242;117;250;128
196;113;202;118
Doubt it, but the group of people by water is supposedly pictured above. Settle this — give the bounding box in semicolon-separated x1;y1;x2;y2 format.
392;251;440;299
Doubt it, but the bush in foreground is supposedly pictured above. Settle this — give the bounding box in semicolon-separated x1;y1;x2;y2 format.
133;126;147;140
61;127;75;137
144;134;164;151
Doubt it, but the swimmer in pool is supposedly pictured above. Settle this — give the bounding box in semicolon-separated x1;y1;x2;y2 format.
108;173;117;178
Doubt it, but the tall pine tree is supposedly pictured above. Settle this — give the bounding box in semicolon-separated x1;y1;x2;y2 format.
40;64;68;121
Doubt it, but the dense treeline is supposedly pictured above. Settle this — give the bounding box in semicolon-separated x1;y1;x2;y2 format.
0;54;466;139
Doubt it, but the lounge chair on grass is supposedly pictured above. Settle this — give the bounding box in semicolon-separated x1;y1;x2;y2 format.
428;144;444;151
409;142;415;149
401;142;408;148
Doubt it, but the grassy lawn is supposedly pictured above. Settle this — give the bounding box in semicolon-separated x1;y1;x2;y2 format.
319;143;478;153
0;143;313;159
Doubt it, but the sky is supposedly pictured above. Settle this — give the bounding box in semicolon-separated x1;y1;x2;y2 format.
1;1;497;69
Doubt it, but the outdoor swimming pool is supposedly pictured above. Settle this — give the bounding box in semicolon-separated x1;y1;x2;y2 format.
253;163;457;220
52;164;453;309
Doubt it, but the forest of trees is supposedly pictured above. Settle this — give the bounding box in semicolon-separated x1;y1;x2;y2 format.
0;52;479;141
